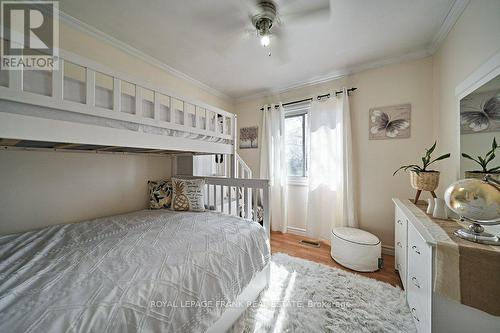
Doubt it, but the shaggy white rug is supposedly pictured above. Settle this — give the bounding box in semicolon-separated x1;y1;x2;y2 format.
230;253;416;333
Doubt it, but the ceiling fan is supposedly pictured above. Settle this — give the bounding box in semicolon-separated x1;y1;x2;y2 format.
216;0;331;61
250;0;330;50
251;1;279;48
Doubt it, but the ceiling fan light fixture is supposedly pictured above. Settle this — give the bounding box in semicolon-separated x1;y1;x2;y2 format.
260;34;270;47
254;8;274;48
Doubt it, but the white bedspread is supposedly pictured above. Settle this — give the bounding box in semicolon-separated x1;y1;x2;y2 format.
0;210;270;333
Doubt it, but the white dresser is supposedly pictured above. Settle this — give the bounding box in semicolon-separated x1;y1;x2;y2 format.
393;199;500;333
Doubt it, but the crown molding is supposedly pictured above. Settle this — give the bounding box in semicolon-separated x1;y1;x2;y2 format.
428;0;469;54
235;48;432;103
58;11;231;103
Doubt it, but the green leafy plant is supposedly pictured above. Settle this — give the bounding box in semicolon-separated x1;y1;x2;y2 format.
461;138;499;173
393;141;451;176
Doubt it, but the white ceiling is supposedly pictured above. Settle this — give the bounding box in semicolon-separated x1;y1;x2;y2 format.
59;0;458;100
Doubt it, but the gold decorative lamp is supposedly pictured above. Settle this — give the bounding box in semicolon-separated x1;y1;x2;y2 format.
444;176;500;245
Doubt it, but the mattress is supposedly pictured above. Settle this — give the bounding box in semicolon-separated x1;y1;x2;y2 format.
0;210;270;332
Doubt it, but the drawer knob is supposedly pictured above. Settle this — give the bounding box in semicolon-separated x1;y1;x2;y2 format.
397;241;402;248
411;308;420;322
411;276;420;288
411;245;421;255
397;219;403;225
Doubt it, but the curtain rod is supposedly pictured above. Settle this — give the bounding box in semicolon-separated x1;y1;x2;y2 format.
260;87;357;111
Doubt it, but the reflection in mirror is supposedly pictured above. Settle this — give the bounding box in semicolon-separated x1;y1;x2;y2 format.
460;75;500;180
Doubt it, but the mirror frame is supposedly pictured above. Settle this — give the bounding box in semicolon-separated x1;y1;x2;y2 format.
455;50;500;180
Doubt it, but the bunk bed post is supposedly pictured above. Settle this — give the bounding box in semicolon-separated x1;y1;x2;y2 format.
231;115;238;178
52;59;64;100
262;182;270;240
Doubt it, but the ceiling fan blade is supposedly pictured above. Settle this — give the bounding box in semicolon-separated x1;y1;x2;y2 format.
279;1;330;24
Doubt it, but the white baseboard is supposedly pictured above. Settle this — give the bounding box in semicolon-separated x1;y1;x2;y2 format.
284;228;332;246
382;245;395;256
285;226;308;237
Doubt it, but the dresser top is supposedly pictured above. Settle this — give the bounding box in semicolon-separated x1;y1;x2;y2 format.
393;198;440;245
392;198;500;253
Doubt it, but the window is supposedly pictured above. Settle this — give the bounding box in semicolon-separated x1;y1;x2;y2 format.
285;110;308;177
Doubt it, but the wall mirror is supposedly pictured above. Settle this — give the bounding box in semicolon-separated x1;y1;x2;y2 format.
459;74;500;180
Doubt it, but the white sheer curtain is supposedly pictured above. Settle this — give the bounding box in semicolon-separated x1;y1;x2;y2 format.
260;104;288;232
306;88;358;240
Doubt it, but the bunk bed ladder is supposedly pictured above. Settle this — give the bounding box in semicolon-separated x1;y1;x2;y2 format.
234;152;252;179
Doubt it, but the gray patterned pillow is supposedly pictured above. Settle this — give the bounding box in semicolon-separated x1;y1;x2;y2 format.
148;180;172;209
171;177;205;212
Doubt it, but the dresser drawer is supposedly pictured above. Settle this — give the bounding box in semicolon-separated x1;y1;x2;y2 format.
407;221;432;333
407;291;431;333
395;244;407;289
394;207;407;289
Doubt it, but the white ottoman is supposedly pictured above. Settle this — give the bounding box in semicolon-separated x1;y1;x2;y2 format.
331;227;382;272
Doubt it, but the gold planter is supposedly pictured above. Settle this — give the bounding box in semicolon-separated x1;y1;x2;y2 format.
464;171;500;182
410;171;440;191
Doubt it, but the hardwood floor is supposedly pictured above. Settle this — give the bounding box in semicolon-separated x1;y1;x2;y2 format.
271;231;403;288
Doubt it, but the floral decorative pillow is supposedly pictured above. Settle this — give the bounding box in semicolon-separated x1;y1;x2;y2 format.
171;177;205;212
148;180;172;209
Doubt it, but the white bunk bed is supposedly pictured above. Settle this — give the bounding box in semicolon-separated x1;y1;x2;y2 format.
0;51;270;332
0;50;236;155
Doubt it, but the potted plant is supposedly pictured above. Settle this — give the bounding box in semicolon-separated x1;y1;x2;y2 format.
393;141;451;203
462;138;499;181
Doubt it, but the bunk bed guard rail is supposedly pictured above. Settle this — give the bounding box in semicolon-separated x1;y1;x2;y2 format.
0;49;237;155
204;176;270;240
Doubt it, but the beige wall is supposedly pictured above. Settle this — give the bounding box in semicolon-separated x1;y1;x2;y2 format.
0;150;171;235
432;0;500;192
235;57;434;247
